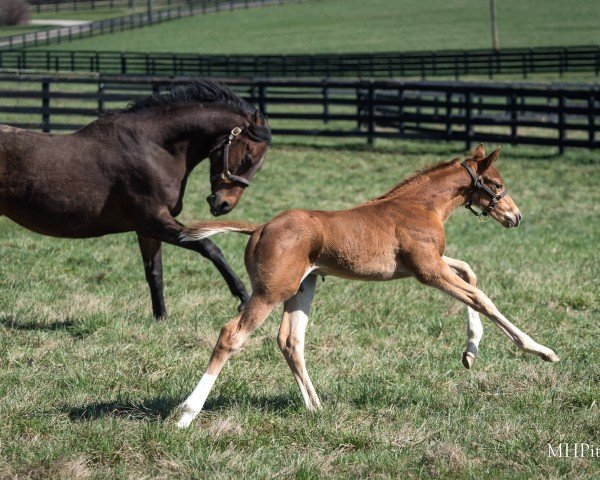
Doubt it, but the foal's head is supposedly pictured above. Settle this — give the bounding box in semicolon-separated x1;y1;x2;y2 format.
462;145;522;228
207;110;270;216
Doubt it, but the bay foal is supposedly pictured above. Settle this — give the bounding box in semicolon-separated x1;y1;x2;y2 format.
176;145;559;427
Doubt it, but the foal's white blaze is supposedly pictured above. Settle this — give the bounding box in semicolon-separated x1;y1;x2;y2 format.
177;373;217;428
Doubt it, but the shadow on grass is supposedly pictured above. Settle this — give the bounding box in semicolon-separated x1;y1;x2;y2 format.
65;396;181;421
64;393;299;422
0;315;98;338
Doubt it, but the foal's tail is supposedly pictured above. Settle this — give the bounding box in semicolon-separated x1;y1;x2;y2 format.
181;220;261;241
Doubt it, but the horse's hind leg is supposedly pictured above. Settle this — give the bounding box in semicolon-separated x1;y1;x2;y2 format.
443;256;483;369
277;274;321;411
138;235;167;320
423;260;559;363
176;295;278;428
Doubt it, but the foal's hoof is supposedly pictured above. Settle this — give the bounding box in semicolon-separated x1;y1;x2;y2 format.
540;350;560;363
462;351;475;369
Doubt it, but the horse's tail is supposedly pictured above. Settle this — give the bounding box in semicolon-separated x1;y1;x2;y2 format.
181;220;261;241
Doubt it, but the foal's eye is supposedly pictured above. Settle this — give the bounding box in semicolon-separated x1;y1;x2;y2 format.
242;155;253;169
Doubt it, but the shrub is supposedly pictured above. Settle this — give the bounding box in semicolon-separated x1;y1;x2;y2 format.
0;0;30;27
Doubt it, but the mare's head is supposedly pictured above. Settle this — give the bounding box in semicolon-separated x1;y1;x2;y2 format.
462;144;522;228
207;109;270;216
124;80;270;217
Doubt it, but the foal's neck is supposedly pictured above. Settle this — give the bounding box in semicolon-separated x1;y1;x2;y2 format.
379;162;469;223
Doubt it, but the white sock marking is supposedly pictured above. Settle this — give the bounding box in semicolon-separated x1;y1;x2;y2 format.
176;373;217;428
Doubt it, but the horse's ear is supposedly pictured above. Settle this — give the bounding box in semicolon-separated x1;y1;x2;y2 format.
253;110;261;124
473;143;485;159
478;146;501;172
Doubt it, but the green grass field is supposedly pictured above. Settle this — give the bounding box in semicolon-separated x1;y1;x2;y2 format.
0;141;598;478
41;0;600;54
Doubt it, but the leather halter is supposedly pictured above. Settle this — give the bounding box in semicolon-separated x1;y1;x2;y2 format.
460;161;508;221
210;127;263;188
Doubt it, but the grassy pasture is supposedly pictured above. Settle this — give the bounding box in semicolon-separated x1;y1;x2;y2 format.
0;140;598;478
40;0;600;54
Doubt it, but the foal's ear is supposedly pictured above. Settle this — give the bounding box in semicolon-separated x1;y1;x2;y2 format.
473;143;486;159
478;146;501;172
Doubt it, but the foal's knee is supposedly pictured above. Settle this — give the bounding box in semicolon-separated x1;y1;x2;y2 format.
277;332;301;358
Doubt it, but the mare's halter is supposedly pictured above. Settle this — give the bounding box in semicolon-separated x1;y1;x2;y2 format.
460;161;508;222
210;127;263;188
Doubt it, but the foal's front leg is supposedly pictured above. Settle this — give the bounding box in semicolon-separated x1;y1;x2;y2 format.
420;260;559;362
443;256;483;369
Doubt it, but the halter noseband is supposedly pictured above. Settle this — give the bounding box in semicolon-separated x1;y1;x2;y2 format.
210;127;263;188
460;161;508;222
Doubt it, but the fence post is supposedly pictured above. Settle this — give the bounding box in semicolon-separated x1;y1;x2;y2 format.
367;82;375;146
464;91;472;151
121;52;127;73
509;92;517;145
257;83;266;115
41;80;51;133
322;84;328;124
445;90;452;137
588;93;595;146
98;81;105;114
558;92;565;154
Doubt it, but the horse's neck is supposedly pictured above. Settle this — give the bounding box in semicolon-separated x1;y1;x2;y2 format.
376;164;469;222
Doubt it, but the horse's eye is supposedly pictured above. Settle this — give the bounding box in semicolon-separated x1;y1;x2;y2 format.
242;155;253;169
494;183;503;190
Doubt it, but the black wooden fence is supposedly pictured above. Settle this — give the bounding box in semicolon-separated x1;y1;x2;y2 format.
1;46;599;79
29;0;193;13
0;0;300;49
0;75;597;153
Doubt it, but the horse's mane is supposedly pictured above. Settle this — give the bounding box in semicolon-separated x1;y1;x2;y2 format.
122;79;271;143
368;158;460;202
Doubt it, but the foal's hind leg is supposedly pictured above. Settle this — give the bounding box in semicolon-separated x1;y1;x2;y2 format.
443;256;483;369
277;274;321;411
138;235;167;320
421;260;559;363
176;295;278;428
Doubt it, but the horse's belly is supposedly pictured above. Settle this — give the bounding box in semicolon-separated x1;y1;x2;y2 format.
0;199;133;238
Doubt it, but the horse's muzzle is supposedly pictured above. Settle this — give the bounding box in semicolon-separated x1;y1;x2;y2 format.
206;194;232;216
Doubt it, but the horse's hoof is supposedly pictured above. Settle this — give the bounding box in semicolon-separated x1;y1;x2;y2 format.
462;351;475;369
237;297;249;312
540;350;560;362
154;312;168;322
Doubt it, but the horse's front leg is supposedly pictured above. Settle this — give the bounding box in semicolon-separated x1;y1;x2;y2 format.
138;235;167;320
443;255;483;369
415;258;559;363
142;212;250;312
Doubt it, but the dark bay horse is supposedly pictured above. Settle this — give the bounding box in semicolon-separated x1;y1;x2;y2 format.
175;144;559;427
0;80;271;319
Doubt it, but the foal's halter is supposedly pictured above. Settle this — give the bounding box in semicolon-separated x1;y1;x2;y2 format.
460;161;508;222
210;127;263;188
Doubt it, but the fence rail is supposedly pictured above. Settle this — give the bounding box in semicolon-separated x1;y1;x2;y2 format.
0;74;597;153
1;45;599;79
29;0;193;13
0;0;300;49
